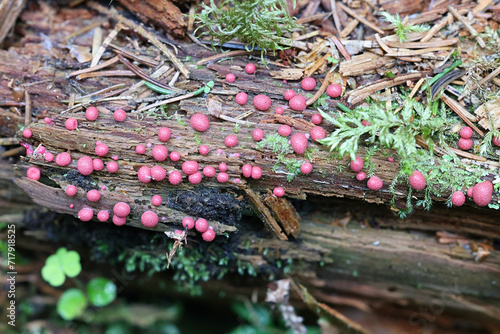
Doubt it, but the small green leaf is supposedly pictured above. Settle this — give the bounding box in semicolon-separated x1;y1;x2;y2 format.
62;251;81;278
41;264;65;287
204;86;210;93
87;278;117;307
57;289;87;320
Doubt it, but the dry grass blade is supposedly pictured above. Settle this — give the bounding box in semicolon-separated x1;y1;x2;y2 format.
338;3;385;35
440;94;484;137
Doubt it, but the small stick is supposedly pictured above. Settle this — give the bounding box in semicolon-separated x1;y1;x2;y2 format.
92;26;102;60
440;94;484;137
0;138;19;146
338;3;385;35
24;90;31;126
447;6;486;48
420;14;452;42
90;21;123;67
340;19;359;38
1;147;25;157
88;2;189;78
68;56;119;77
307;71;331;106
330;0;342;34
76;70;136;80
64;20;105;41
110;45;159;67
394;78;425;114
136;92;198;113
117;54;174;91
196;50;261;65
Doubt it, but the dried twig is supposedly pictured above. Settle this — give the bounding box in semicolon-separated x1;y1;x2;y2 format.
307;71;331;106
440;94;484;137
88;2;189;78
24;90;31;126
447;6;486;48
338;3;385;35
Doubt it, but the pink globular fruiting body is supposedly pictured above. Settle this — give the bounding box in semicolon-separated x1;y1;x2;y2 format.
326;84;342;98
112;215;127;226
301;77;316;91
361;120;371;127
459;127;473;139
170;151;180;161
85;106;99;121
97;210;109;222
451;191;465;206
78;208;93;222
195;218;209;233
273;187;285;197
182;217;195;229
27;167;40;180
388;157;394;162
242;164;252;178
45;152;54;162
290;133;308;155
350;156;364;172
278;125;292;137
275;106;284;115
56;152;71;166
203;166;216;177
93;158;104;171
190;113;210;132
65;118;78;130
111;155;119;161
202;228;216;242
467;187;474;198
225;135;238;147
284;90;295;101
367;176;383;190
217;172;229;183
219;163;228;172
114;109;127;122
138;166;152;183
36;146;46;154
310;126;326;142
107;161;119;173
356;172;366;181
141;211;159;228
95;143;109;156
135;144;146;154
300;162;312;174
235;92;248;105
22;128;32;138
311;114;322;125
289;95;306;111
66;185;77;196
493;137;500;147
245;63;256;74
151;165;166;181
252;128;265;141
253;94;271;111
182;161;199;175
152;145;168;162
458;138;473;150
113;202;130;217
44;117;53;125
473;180;493;207
409;170;426;191
87;189;101;202
169;170;182;185
251;166;262;179
188;171;203;184
152;195;163;206
77;156;94;176
158;127;171;142
226;73;236;83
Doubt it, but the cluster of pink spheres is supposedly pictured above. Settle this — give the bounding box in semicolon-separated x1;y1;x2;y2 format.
182;217;215;242
24;65;393;241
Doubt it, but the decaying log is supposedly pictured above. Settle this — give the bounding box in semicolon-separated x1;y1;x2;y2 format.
1;2;500;331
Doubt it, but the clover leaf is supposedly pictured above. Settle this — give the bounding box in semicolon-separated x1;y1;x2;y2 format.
87;278;117;307
57;288;88;320
41;248;82;287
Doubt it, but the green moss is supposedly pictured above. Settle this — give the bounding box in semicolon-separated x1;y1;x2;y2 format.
193;0;300;63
